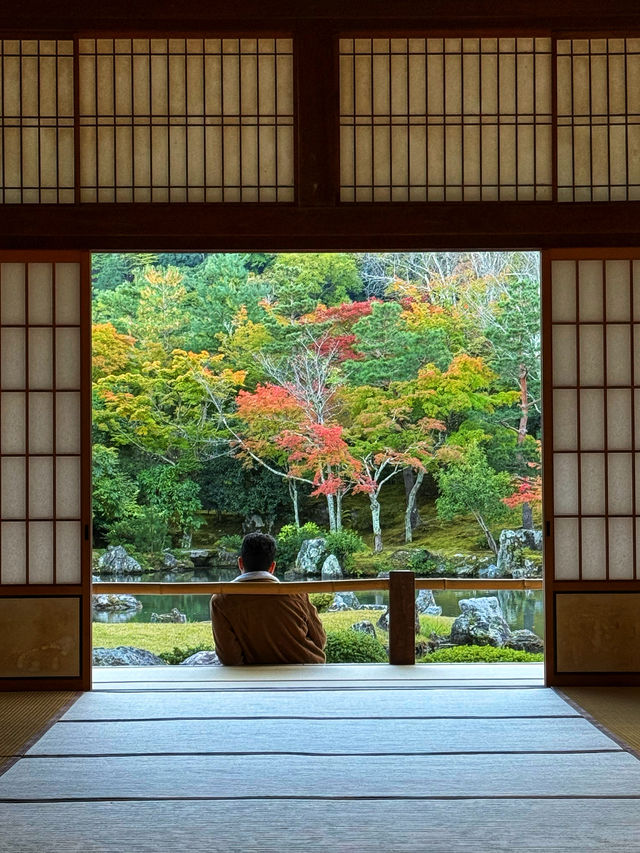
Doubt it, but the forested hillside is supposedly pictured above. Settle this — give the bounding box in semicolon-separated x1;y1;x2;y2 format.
92;251;541;557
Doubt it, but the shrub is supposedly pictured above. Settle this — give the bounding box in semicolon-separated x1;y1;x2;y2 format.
107;507;169;553
324;529;366;571
309;593;334;613
418;644;543;663
159;643;214;665
276;522;323;569
324;629;388;663
217;534;243;554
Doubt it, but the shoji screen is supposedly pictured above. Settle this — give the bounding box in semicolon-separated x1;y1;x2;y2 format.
544;250;640;684
0;253;90;689
77;37;294;202
339;37;553;202
556;39;640;201
0;40;75;203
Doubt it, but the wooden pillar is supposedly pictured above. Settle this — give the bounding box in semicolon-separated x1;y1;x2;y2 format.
388;570;416;665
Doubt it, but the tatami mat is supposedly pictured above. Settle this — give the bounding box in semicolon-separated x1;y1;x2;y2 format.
0;669;639;852
0;692;78;774
560;687;640;754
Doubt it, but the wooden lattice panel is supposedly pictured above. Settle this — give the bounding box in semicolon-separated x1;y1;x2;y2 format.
77;37;294;202
339;37;553;202
0;40;75;203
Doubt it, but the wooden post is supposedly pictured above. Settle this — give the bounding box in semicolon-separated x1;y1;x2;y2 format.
388;570;416;665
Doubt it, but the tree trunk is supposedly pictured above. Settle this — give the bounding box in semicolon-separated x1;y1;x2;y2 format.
288;480;300;528
517;363;529;445
369;493;383;553
403;468;423;529
181;530;193;549
474;511;498;555
335;490;343;531
516;363;534;531
404;470;425;544
326;493;337;532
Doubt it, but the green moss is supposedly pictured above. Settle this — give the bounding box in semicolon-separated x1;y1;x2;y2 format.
92;610;455;657
325;630;388;663
419;644;543;663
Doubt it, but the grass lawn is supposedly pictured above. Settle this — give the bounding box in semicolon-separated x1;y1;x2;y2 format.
92;611;455;656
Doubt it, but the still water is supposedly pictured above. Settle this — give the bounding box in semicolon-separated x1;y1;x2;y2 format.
93;568;544;635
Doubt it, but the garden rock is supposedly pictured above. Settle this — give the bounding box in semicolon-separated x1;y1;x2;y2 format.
415;589;442;616
376;607;421;634
97;545;141;575
150;607;187;624
496;528;543;577
478;563;500;579
350;620;377;639
162;551;178;569
242;513;265;533
321;554;342;579
92;646;166;666
92;594;142;612
506;629;544;653
294;538;326;575
328;591;360;611
189;549;213;567
214;547;239;566
450;596;512;647
179;651;222;666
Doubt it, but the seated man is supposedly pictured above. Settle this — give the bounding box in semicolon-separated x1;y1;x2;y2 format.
210;532;326;665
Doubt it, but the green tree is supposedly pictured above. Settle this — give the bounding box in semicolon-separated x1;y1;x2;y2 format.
137;465;203;548
348;301;452;387
265;253;364;318
435;443;512;555
92;444;140;542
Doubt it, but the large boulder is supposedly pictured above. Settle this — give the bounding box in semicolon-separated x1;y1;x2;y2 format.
506;629;544;654
189;549;214;567
496;529;543;577
415;589;442;616
242;513;266;534
376;607;421;634
179;651;222;666
321;554;342;580
350;621;377;639
213;547;239;567
92;593;142;612
162;551;178;569
97;545;141;575
150;608;187;624
450;596;512;647
92;646;166;666
328;591;360;611
294;538;326;576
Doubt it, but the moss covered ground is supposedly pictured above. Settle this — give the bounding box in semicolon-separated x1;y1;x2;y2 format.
92;610;455;656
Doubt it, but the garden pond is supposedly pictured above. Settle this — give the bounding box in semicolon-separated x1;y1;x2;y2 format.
92;567;543;636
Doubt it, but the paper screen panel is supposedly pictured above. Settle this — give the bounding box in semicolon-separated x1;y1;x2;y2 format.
340;37;553;202
550;257;640;581
557;39;640;201
0;261;83;585
78;38;294;202
0;41;75;203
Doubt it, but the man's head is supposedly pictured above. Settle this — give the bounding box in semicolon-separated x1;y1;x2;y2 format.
238;532;277;574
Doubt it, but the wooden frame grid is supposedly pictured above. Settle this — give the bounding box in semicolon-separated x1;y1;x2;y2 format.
339;36;554;202
543;248;640;686
75;36;295;203
0;251;92;690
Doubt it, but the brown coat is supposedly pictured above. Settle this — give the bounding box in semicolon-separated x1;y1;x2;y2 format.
210;571;327;665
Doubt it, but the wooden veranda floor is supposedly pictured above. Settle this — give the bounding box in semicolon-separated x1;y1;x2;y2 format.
1;663;640;852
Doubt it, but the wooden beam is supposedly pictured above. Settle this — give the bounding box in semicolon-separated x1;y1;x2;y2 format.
3;1;640;32
93;578;542;595
3;202;640;251
388;570;416;666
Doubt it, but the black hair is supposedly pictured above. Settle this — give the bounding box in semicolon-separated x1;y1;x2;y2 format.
241;532;277;573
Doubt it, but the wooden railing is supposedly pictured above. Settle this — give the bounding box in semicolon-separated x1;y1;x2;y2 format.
94;572;543;665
